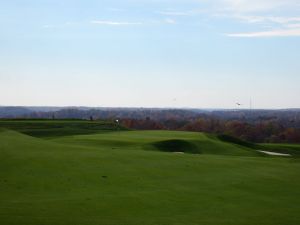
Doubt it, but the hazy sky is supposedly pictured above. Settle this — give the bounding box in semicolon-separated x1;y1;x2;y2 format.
1;0;300;109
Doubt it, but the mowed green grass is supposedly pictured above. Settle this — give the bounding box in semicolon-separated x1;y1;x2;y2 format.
1;121;300;225
0;119;124;138
54;130;263;156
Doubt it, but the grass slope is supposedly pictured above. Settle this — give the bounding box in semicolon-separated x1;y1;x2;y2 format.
1;127;300;225
54;130;262;156
218;134;300;157
0;119;123;138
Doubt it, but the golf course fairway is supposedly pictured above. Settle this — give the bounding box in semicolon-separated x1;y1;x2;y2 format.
1;120;300;225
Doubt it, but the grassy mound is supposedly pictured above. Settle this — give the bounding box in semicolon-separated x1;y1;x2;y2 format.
0;120;262;156
0;119;125;138
217;134;256;148
151;139;201;154
55;130;263;157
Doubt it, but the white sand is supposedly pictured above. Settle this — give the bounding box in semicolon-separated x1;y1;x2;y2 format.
259;150;291;156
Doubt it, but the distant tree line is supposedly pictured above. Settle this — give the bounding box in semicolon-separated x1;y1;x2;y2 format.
1;107;300;143
120;118;300;143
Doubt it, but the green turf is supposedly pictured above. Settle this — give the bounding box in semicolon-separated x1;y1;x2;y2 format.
54;130;262;157
1;121;300;225
0;119;124;137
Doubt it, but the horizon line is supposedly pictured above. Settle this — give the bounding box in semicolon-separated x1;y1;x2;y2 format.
1;105;300;111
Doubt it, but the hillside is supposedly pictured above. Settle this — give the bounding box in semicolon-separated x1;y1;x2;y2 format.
54;130;262;157
0;119;124;137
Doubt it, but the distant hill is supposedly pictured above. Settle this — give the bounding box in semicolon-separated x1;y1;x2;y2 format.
0;107;33;117
1;106;300;126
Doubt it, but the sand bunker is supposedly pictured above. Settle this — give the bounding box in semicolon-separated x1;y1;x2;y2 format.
259;150;291;157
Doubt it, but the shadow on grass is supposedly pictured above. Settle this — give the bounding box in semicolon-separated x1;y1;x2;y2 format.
150;139;202;154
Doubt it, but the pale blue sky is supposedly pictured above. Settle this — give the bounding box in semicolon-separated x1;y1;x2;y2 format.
1;0;300;108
